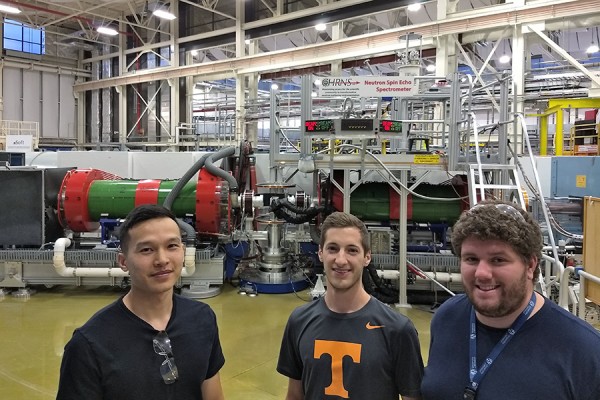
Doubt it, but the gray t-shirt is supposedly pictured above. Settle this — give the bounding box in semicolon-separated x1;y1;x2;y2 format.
278;296;424;399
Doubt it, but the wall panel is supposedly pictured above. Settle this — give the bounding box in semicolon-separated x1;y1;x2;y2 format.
3;67;22;120
42;72;59;137
23;69;41;123
59;75;76;138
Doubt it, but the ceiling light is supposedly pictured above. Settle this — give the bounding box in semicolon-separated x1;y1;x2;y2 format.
0;4;20;14
587;44;599;54
190;50;198;56
153;9;176;20
314;79;322;86
245;39;251;45
311;92;317;98
97;26;119;36
271;83;279;90
499;54;511;64
426;64;436;72
315;23;327;31
407;3;422;12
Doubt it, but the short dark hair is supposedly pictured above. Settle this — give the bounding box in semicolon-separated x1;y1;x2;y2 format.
320;212;370;254
118;205;180;253
451;200;543;280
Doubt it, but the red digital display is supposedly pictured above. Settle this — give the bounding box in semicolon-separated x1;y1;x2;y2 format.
380;120;402;133
305;119;334;133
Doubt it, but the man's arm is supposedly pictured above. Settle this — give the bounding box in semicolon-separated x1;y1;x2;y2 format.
201;372;224;400
285;378;304;400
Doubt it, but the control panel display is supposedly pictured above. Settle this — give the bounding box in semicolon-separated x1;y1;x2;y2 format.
340;119;374;131
380;120;402;133
305;119;334;133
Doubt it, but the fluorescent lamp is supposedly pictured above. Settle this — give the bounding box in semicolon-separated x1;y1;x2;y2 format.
499;54;511;64
407;3;422;12
0;4;21;14
97;26;119;36
315;23;326;31
153;9;176;20
271;83;279;90
587;44;599;54
426;64;436;72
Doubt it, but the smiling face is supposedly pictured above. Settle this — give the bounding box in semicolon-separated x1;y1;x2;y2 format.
318;226;371;295
460;237;537;324
117;216;184;297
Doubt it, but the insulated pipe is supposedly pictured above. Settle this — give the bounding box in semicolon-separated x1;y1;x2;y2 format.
376;270;462;284
204;146;239;208
53;238;129;278
53;237;196;278
162;153;213;272
180;246;196;277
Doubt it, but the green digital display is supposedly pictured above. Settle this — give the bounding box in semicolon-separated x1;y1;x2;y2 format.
305;119;334;133
380;120;402;133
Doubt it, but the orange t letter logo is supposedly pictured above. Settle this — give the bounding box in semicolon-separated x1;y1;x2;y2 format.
314;340;362;398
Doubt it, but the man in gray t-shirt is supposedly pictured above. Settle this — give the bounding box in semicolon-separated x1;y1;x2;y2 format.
277;212;424;400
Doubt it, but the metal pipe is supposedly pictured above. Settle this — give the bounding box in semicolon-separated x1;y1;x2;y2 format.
578;270;600;320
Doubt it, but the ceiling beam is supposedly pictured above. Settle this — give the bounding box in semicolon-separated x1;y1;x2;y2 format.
74;0;600;92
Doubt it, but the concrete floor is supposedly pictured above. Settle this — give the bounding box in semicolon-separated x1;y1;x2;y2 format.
0;284;434;400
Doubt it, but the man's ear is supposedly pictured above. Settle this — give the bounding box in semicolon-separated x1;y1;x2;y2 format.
317;246;323;262
526;256;538;280
117;253;128;272
364;251;372;267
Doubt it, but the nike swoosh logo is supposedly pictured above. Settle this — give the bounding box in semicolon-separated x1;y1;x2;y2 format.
366;322;385;330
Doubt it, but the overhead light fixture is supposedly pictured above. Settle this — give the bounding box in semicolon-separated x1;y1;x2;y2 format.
407;3;422;12
587;44;599;54
315;23;327;31
314;79;322;86
97;26;119;36
0;4;21;14
499;54;511;64
190;50;198;56
426;64;436;72
271;83;279;90
245;39;251;45
153;9;176;20
311;91;317;98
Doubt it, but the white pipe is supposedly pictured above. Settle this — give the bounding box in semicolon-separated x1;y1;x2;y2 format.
180;246;196;277
558;266;575;310
376;270;462;284
578;270;600;320
54;237;196;278
415;272;462;283
53;237;129;278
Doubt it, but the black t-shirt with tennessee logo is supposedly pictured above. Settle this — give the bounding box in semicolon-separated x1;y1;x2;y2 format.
277;297;424;399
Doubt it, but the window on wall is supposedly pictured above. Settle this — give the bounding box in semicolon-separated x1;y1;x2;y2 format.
3;19;45;55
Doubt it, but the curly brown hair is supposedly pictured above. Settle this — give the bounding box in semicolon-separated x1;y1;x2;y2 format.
451;200;543;280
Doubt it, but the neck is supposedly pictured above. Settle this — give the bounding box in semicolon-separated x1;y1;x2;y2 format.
476;291;543;329
123;289;174;330
324;287;370;313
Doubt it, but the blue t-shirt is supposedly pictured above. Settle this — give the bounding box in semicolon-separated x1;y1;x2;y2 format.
421;294;600;400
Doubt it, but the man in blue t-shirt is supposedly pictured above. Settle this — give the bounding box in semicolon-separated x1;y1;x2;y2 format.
421;200;600;400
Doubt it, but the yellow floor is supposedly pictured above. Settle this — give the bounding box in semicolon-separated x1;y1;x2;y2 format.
0;284;433;400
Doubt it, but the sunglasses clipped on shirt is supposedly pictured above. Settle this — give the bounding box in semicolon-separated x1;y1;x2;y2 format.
153;330;179;384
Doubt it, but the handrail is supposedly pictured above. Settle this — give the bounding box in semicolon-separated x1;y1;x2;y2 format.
578;270;600;320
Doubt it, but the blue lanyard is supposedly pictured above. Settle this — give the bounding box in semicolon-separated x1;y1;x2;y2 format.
467;292;536;394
